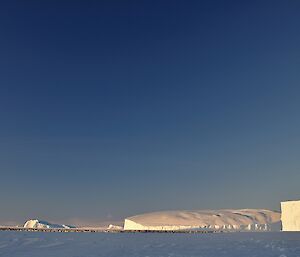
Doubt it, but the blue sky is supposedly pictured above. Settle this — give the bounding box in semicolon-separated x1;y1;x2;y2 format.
0;0;300;225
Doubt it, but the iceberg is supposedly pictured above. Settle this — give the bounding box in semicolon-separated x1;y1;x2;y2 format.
281;200;300;231
124;209;280;231
23;219;75;229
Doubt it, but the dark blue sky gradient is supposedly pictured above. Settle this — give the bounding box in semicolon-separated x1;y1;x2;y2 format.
1;0;300;224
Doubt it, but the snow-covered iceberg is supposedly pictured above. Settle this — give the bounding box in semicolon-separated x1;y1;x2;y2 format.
281;200;300;231
124;209;281;231
23;219;75;229
107;224;123;230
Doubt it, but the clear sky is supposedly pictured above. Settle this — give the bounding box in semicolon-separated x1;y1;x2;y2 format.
0;0;300;225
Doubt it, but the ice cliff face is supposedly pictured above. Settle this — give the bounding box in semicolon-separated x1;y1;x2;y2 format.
23;219;74;229
124;209;281;231
281;200;300;231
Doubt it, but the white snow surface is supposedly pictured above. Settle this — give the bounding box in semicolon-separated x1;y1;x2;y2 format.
124;209;281;231
23;219;74;229
0;231;299;257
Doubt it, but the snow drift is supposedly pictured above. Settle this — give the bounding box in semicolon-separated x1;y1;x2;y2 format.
124;209;281;231
23;219;75;229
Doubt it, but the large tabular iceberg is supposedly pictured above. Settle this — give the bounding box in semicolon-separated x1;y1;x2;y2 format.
281;200;300;231
124;209;281;231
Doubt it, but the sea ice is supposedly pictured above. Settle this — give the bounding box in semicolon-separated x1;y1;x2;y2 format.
0;231;300;257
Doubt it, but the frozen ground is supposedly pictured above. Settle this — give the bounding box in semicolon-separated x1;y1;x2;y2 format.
0;231;299;257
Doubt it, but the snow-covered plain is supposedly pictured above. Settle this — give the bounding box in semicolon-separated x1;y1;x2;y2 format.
0;231;300;257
